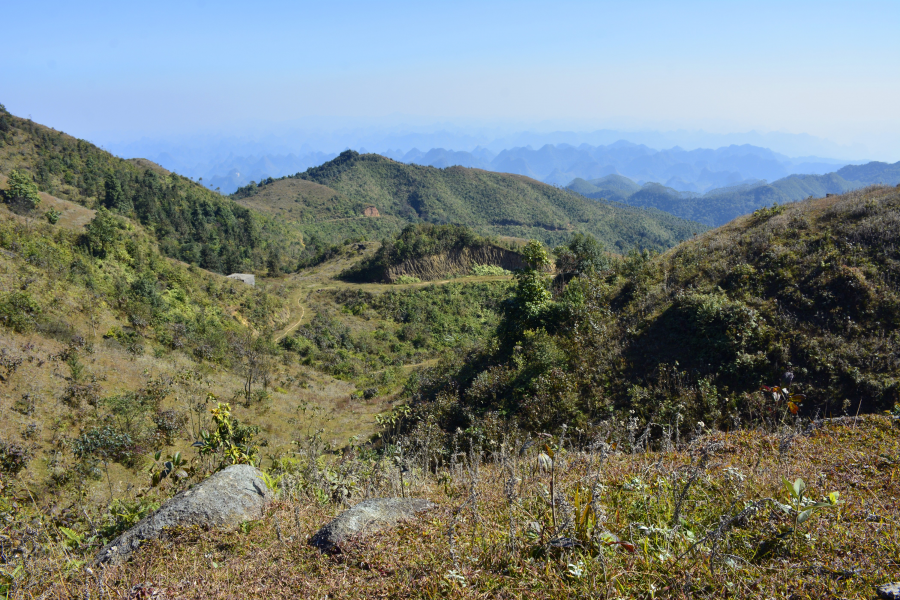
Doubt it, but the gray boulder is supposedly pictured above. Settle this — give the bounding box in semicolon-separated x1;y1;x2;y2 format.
310;498;436;552
878;582;900;600
94;464;273;565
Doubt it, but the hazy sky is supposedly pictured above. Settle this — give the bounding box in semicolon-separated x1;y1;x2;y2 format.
2;0;898;158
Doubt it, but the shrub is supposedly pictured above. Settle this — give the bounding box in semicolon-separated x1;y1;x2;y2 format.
45;208;62;224
0;291;41;333
395;275;421;284
0;439;30;476
2;169;41;212
471;264;511;276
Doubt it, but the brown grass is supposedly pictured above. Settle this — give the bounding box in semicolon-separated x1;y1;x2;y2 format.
8;416;899;599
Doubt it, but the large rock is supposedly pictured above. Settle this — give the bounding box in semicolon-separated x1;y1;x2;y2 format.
94;464;273;565
878;582;900;600
310;498;435;552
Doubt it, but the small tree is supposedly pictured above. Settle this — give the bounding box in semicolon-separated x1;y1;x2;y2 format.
3;169;41;212
194;402;259;471
230;331;273;405
513;240;553;322
83;207;120;257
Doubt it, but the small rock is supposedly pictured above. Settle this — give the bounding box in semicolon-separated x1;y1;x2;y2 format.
310;497;435;552
94;464;273;565
878;582;900;600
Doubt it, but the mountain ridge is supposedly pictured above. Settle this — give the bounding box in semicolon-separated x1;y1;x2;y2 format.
233;150;707;252
568;161;900;227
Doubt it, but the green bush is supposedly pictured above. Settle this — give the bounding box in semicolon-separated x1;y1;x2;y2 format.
2;169;41;211
394;275;421;284
471;264;511;276
0;291;42;333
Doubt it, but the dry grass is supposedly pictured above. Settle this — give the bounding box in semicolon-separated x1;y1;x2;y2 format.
7;416;899;599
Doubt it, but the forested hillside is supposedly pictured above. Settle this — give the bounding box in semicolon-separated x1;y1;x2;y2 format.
408;185;900;434
234;150;707;252
0;105;301;274
569;161;900;227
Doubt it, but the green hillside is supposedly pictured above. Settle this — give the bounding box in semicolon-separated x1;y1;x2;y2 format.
0;105;301;274
235;150;707;252
410;185;900;433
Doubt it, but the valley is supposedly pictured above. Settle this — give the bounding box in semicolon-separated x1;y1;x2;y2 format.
1;105;899;599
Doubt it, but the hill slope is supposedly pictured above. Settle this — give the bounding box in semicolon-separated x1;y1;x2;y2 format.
0;105;301;274
235;150;707;252
411;184;900;433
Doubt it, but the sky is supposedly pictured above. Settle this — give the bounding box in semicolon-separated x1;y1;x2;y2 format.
1;0;898;160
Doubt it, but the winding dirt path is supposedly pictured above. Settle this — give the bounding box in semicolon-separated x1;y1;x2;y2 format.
276;294;306;342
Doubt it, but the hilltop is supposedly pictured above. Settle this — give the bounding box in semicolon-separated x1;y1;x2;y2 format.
569;161;900;227
233;150;707;252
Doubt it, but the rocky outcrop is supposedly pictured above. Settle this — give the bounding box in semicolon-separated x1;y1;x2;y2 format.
309;498;436;552
94;464;273;565
385;245;524;282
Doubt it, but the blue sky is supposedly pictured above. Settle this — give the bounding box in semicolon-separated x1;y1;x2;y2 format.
1;0;898;158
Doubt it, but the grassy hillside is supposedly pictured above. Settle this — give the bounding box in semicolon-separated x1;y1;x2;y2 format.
568;161;900;228
2;186;899;600
235;150;707;252
409;185;900;434
0;105;301;274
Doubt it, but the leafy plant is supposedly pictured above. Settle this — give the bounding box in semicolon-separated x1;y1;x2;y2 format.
394;275;421;285
780;477;842;551
193;402;259;469
760;384;806;418
58;526;90;550
259;470;284;496
44;208;62;224
149;450;191;487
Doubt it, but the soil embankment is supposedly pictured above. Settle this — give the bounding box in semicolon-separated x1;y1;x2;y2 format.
384;245;525;282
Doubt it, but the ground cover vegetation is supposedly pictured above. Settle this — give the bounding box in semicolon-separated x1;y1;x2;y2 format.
5;411;899;598
232;150;707;252
282;279;513;393
0;105;300;275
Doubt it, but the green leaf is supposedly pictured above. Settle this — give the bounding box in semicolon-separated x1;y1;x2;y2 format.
782;477;797;499
793;478;806;498
797;509;815;524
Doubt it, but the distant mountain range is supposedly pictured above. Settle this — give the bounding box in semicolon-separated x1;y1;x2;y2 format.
124;138;861;196
381;142;856;191
567;162;900;227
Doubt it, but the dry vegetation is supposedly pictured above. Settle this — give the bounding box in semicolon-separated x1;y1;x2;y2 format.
5;416;898;598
